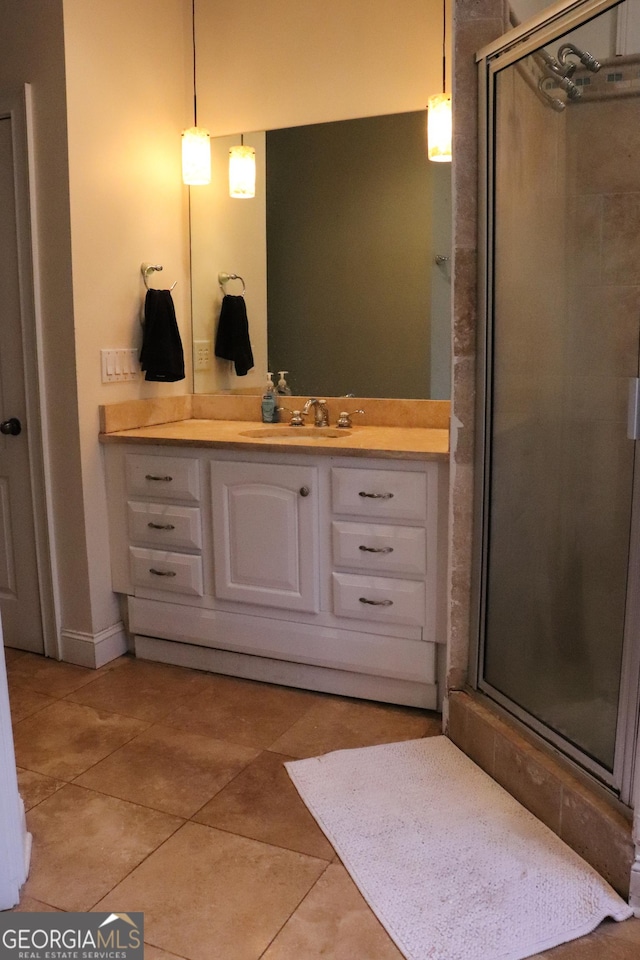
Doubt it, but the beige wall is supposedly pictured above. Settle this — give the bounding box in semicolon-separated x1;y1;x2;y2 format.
0;0;193;660
62;0;193;645
196;0;444;137
1;0;446;663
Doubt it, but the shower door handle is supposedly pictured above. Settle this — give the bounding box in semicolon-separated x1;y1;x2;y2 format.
628;379;640;440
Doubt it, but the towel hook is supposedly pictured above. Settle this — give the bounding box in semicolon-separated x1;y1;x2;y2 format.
141;262;177;291
218;272;246;296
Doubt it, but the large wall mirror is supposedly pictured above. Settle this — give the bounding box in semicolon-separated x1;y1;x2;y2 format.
190;0;451;400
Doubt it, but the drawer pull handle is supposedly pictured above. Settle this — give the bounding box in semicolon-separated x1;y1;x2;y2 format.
145;474;173;482
149;568;177;577
359;597;393;607
359;491;394;500
359;545;394;554
147;522;176;530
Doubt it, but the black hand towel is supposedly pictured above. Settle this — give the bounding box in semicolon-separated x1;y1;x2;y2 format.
214;294;254;376
139;289;185;382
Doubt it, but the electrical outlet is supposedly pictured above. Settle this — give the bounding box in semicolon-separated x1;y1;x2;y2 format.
194;340;212;371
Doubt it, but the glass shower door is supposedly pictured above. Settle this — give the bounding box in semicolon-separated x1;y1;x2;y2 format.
478;0;640;789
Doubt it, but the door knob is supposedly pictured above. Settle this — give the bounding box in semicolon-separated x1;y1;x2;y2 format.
0;418;21;436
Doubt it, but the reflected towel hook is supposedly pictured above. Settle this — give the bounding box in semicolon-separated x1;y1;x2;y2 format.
218;271;246;296
141;262;177;291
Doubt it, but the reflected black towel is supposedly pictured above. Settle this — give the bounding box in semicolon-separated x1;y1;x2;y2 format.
139;289;185;382
214;294;254;376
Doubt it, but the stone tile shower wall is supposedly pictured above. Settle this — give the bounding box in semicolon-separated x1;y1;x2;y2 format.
447;0;506;692
447;0;636;894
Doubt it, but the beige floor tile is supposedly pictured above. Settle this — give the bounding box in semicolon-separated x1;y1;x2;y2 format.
163;673;319;748
193;750;334;860
13;700;148;779
6;652;102;698
95;821;327;960
17;767;65;811
9;896;62;912
24;784;182;911
530;918;640;959
3;646;28;663
75;724;259;817
531;938;632;958
143;948;188;960
261;863;404;960
269;697;441;758
7;684;56;723
66;657;210;722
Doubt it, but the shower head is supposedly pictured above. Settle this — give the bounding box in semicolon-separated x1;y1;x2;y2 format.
537;80;566;112
557;43;601;73
541;64;582;101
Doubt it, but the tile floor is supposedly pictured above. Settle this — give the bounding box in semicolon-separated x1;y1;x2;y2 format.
4;647;640;959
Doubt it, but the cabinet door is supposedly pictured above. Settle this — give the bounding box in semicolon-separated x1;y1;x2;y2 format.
211;461;319;612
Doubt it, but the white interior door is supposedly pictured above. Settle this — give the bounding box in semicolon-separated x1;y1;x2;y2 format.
0;115;43;653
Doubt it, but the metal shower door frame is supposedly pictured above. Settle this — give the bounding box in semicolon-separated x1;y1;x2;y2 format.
472;0;640;804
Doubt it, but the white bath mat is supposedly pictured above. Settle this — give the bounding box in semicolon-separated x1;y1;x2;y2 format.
285;736;633;960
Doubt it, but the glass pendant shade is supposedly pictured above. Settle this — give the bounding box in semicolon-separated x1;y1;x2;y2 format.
427;94;452;162
182;126;211;185
229;143;256;198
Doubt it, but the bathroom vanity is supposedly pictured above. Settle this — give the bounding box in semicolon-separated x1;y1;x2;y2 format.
100;397;449;708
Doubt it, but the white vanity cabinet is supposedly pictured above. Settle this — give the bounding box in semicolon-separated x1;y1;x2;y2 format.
211;461;319;613
103;443;447;709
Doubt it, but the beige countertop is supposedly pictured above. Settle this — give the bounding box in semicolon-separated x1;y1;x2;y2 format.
99;418;449;461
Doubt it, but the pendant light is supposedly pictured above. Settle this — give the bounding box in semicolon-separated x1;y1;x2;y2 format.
182;0;211;185
428;2;452;163
229;134;256;199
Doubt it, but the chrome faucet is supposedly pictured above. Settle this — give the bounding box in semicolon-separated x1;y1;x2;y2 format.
302;398;330;427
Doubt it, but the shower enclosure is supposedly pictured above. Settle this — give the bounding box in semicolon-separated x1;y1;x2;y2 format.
475;0;640;802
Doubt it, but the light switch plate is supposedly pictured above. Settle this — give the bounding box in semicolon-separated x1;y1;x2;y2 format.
101;349;139;382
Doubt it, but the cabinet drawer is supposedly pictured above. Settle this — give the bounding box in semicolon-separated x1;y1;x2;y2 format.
127;502;202;550
332;521;426;576
125;454;200;502
129;547;204;596
331;468;427;521
332;572;425;627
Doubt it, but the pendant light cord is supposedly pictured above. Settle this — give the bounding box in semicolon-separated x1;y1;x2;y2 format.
192;0;198;125
442;0;447;94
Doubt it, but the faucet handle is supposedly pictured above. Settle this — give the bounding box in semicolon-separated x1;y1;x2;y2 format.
288;409;305;426
336;408;364;429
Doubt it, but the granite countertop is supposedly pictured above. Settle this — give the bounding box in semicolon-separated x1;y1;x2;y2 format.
98;395;450;461
99;417;449;461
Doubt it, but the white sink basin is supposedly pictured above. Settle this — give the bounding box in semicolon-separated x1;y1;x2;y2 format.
240;426;351;440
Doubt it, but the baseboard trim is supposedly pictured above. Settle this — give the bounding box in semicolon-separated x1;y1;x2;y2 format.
59;622;128;668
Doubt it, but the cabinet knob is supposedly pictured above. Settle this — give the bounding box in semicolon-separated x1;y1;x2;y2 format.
299;486;310;497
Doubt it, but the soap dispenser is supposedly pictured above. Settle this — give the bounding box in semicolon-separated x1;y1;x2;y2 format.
261;373;279;423
276;371;292;396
